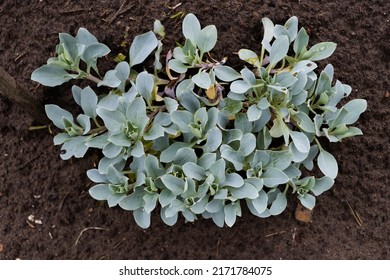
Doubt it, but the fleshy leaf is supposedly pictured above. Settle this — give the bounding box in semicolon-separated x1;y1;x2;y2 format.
129;31;158;67
31;65;75;87
214;65;241;82
312;176;334;196
133;209;151;229
290;131;310;154
80;86;98;118
136;71;154;104
262;168;289;188
269;35;289;67
269;192;287;215
224;203;239;227
301;42;337;61
317;150;338;179
192;71;212;89
196;25;217;54
182;13;201;44
298;194;316;210
45;104;73;129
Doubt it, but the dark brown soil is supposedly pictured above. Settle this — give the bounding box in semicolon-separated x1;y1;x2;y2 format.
0;0;389;260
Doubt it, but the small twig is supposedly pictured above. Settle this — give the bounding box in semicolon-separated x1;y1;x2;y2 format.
166;2;182;10
59;9;88;15
14;52;27;62
265;230;286;238
26;220;36;228
114;237;127;249
292;227;297;243
58;193;69;211
215;238;220;257
106;0;135;24
346;201;363;227
18;155;40;170
74;227;109;246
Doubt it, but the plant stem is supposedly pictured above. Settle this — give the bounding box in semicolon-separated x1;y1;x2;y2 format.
259;46;265;68
314;136;324;151
283;184;290;195
88;126;107;136
86;73;102;84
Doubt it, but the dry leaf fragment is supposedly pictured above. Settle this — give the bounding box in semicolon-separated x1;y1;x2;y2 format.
295;201;312;223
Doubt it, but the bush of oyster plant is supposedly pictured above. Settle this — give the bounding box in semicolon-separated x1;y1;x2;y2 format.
31;14;366;228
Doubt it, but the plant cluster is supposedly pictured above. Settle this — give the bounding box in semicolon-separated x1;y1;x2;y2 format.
31;14;366;228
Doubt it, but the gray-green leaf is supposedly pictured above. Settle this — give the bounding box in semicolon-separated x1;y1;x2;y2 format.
317;149;338;179
31;65;75;87
129;31;158;67
262;168;289;188
269;35;289;67
269;193;287;215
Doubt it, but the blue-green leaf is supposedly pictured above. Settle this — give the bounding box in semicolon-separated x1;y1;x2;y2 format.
87;169;108;183
119;189;144;210
170;110;193;133
161;174;185;195
76;114;90;134
269;192;287;215
205;199;225;213
221;147;245;171
145;155;165;178
89;184;111;200
98;69;121;88
261;18;274;52
80;86;98;118
196;25;217;53
238;49;261;67
45;104;73;129
192;71;212;89
298;193;316;210
230;182;258;199
131;140;144;157
222;173;244;188
129;31;158;67
224;203;240;227
143;193;158;213
168;59;188;73
136;71;154;103
144;123;164;141
290;131;310;154
203;127;222;153
159;189;176;208
262;168;289;188
182;162;205;181
247;104;262;122
76;28;98;46
301;42;337;61
230;80;251;94
82;43;110;72
246;190;268;215
342;99;367;125
317;150;338;179
239;133;256;156
31;65;75;87
312;176;334;196
160;142;189;163
182;13;201;44
160;206;178;226
269;35;289;67
214;65;241;82
293;27;309;55
133;209;151;229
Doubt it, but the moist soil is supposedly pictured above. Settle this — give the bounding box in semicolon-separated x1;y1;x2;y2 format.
0;0;389;259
